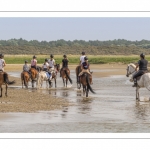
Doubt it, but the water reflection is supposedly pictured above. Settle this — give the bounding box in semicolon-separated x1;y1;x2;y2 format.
134;102;150;121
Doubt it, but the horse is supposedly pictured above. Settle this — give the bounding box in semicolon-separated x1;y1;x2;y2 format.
21;71;30;88
29;68;39;88
126;63;150;101
60;67;73;87
37;71;51;89
37;64;60;89
79;72;95;97
75;65;82;88
49;64;60;88
0;72;15;97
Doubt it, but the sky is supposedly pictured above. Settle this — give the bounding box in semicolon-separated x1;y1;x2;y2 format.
0;17;150;42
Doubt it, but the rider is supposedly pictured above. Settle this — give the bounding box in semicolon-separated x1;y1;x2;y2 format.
78;57;92;84
60;54;68;77
42;58;49;72
23;60;31;77
0;54;6;72
23;60;30;73
80;51;86;65
48;54;56;72
132;53;148;87
31;55;37;69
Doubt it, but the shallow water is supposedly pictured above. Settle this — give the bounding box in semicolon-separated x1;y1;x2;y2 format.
1;69;150;133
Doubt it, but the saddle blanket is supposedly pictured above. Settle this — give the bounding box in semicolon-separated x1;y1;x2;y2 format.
46;72;51;79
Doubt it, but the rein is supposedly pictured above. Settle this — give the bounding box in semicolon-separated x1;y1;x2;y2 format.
127;65;136;76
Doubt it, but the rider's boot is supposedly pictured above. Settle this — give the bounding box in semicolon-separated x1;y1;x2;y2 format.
132;79;137;87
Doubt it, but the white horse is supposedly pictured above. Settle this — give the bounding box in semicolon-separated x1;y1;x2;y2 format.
37;71;52;89
126;63;150;101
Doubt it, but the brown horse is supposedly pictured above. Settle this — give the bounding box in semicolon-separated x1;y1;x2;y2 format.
0;72;15;97
75;65;82;89
49;64;60;88
21;71;30;88
30;68;39;88
60;67;72;87
80;72;95;97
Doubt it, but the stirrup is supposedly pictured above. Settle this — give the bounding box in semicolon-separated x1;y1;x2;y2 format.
132;83;137;87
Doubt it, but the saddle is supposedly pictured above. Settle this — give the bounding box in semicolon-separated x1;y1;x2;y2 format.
136;70;149;81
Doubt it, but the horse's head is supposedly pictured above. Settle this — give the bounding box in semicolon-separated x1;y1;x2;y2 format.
55;64;60;71
126;63;136;77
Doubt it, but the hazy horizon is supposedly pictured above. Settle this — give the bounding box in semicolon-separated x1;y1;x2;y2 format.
0;17;150;42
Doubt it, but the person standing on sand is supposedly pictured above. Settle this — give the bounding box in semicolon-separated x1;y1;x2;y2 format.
31;55;37;69
0;54;6;72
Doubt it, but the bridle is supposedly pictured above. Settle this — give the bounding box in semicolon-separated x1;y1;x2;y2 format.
126;65;136;77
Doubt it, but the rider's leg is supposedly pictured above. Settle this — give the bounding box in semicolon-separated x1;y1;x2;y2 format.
132;71;144;87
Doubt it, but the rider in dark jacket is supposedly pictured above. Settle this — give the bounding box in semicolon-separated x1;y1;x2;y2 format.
132;53;148;87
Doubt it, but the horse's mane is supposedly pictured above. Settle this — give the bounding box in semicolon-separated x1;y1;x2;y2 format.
129;63;136;68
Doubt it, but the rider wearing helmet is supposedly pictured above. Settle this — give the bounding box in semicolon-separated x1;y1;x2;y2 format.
42;58;49;71
31;55;37;69
80;52;86;65
78;57;91;77
78;57;92;84
23;60;30;72
60;54;69;77
48;54;56;71
0;54;6;72
132;53;148;87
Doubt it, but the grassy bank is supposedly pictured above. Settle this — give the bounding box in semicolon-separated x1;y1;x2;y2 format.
4;55;150;64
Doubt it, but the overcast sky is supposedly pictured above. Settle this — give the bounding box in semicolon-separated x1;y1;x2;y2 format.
0;17;150;41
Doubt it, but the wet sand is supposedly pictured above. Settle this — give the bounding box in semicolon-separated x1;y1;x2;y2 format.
0;64;126;113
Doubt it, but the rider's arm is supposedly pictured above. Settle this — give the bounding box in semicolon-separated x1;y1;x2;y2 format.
3;61;6;67
135;64;139;71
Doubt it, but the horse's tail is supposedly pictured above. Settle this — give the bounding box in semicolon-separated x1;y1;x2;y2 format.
86;74;95;94
64;70;73;84
3;73;15;85
76;66;81;83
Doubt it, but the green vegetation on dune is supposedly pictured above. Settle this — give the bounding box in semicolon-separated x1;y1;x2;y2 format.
4;55;150;64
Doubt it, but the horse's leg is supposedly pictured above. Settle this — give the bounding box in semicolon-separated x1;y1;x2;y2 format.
83;85;85;96
86;86;89;97
136;87;140;101
63;78;65;87
66;78;68;88
55;78;57;88
0;86;2;97
32;80;34;88
5;84;8;97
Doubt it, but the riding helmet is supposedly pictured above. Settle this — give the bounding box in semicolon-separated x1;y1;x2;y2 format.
140;53;145;58
82;52;85;55
63;54;67;58
84;57;88;60
25;60;28;63
33;55;36;58
50;54;54;58
45;58;48;62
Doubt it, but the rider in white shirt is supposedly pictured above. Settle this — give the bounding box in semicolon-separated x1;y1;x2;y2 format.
0;54;6;72
42;59;49;71
80;52;86;65
48;54;56;72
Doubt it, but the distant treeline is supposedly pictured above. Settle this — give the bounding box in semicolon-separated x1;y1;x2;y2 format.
1;38;150;55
